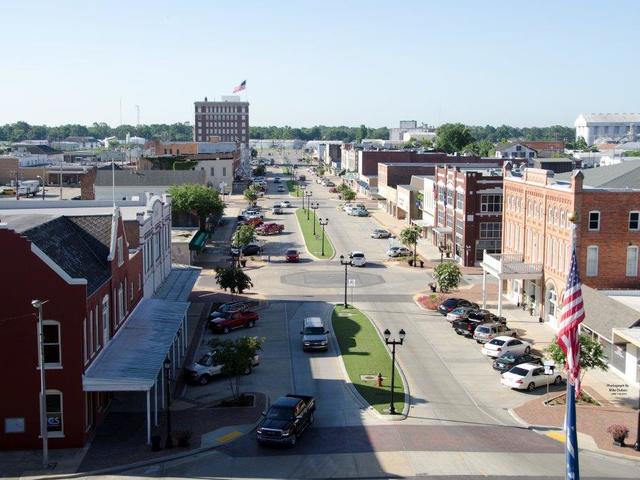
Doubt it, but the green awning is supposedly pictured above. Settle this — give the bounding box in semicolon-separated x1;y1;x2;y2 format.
189;231;208;251
338;169;346;176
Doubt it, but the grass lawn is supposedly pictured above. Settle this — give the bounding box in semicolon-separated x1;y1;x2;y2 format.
287;180;302;197
332;305;405;415
295;208;334;259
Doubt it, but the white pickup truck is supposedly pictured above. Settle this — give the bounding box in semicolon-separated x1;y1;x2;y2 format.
184;349;261;385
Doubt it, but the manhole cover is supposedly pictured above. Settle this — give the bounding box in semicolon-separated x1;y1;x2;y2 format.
360;374;385;382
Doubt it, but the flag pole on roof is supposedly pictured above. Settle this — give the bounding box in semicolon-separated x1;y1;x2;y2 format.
233;80;247;94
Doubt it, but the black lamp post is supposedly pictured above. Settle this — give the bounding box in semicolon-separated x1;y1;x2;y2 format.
310;202;319;235
383;328;406;415
635;392;640;451
305;191;312;220
163;358;173;449
339;254;353;308
319;218;329;257
299;185;306;211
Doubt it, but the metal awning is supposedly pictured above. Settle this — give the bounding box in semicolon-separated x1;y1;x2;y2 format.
83;298;189;392
411;218;434;228
433;227;452;235
189;230;208;251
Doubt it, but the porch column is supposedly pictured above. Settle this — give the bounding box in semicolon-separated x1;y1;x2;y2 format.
482;270;487;309
154;379;158;426
146;389;151;445
497;279;503;318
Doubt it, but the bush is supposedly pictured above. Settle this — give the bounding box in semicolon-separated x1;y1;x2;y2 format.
433;262;462;292
606;424;629;441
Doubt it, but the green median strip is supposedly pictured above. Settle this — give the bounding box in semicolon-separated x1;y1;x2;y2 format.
295;208;334;259
332;305;405;415
287;180;302;197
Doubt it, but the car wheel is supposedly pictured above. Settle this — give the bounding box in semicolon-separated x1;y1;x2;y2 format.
554;375;562;385
455;330;462;335
199;375;211;386
223;327;230;334
527;382;536;392
524;346;531;354
243;365;252;375
476;340;482;344
512;332;518;337
246;320;255;328
289;435;297;446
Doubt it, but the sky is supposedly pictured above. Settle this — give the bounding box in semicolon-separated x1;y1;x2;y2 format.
1;0;639;128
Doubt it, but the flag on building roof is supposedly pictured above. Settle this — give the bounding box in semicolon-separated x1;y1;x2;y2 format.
557;246;586;395
233;80;247;93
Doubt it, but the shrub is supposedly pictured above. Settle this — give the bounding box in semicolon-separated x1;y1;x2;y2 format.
606;424;629;441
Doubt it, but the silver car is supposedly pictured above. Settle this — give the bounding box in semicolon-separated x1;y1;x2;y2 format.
371;229;391;239
473;322;517;344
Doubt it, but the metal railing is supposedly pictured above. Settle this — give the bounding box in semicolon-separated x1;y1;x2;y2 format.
483;251;543;275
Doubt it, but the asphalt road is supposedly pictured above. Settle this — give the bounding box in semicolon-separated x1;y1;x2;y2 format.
117;163;640;479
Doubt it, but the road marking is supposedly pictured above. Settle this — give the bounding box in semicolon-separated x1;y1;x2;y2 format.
545;431;566;443
216;430;242;444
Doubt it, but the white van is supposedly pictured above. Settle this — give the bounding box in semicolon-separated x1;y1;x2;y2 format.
300;317;329;351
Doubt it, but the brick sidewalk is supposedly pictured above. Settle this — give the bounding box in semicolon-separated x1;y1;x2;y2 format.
514;388;640;459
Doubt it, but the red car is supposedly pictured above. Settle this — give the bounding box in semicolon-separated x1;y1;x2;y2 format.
246;218;264;227
285;248;300;262
209;311;259;334
256;222;284;235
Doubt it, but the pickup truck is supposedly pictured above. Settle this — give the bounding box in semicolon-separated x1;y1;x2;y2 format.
256;394;315;446
256;222;284;235
452;311;505;337
184;349;261;385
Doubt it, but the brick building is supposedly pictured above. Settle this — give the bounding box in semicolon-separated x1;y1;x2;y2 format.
0;194;189;449
432;165;504;266
194;96;249;146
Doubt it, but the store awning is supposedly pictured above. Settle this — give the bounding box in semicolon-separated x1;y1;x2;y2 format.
189;230;208;251
433;226;452;235
411;218;434;228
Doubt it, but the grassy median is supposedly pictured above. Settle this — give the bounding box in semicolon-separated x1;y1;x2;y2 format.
295;208;334;259
332;305;405;415
287;180;302;197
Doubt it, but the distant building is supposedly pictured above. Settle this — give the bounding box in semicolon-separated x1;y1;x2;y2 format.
194;96;249;146
575;113;640;145
389;120;435;142
531;157;578;174
495;142;538;161
9;144;64;167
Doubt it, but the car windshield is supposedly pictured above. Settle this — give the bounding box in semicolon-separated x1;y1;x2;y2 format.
490;339;506;346
304;327;325;335
197;353;217;366
266;406;293;420
219;303;239;312
451;308;465;314
286;249;297;255
508;367;528;377
499;352;517;361
476;326;489;333
444;299;459;306
352;253;364;258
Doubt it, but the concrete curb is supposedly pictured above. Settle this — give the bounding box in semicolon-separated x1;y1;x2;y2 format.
293;208;336;262
329;305;410;421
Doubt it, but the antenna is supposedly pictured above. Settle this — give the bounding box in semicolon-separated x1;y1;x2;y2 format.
135;105;140;126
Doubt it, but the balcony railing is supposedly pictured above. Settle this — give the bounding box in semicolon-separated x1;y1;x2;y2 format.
482;251;543;276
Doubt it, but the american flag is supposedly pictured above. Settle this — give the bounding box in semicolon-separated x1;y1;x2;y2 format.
233;80;247;93
557;246;586;395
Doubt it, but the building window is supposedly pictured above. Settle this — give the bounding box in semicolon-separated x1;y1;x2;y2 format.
222;167;227;177
438;188;446;203
210;167;215;176
46;390;63;434
102;296;110;346
118;285;124;322
455;217;464;233
586;246;598;276
560;210;566;228
83;318;87;363
43;321;61;367
480;222;502;239
117;236;124;266
629;212;639;231
446;188;454;206
626;246;638;277
480;194;502;213
456;194;464;210
588;211;600;231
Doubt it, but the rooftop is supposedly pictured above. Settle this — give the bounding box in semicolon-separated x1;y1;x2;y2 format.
555;160;640;189
577;113;640;123
95;169;205;187
581;285;640;337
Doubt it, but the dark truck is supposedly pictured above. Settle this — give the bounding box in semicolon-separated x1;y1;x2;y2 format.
256;394;315;446
452;310;505;337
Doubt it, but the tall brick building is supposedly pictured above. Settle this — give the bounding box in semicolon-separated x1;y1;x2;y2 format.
193;96;249;146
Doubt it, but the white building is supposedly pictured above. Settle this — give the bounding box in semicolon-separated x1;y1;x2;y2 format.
93;169;205;201
402;130;436;142
389;121;436;142
495;142;537;161
574;113;640;145
195;158;235;193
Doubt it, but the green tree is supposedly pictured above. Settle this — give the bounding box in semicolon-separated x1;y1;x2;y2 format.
433;262;463;292
435;123;476;154
573;137;588;150
544;334;608;387
400;225;421;266
464;139;495;157
243;186;259;205
342;189;356;201
168;184;224;230
317;165;325;176
251;148;258;158
215;266;254;294
233;225;257;266
253;165;266;176
216;336;264;399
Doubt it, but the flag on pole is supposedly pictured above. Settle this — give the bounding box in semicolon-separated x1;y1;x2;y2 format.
233;80;247;93
557;246;586;395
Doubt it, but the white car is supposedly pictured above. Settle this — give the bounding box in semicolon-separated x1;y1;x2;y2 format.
386;246;411;257
481;336;531;358
245;211;264;220
501;363;564;391
350;251;366;267
272;205;283;214
280;200;292;208
343;203;354;212
371;229;391;239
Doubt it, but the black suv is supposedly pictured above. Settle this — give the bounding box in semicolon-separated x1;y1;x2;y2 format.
492;352;543;373
437;298;479;315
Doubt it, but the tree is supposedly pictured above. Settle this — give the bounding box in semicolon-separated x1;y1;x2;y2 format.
216;336;264;400
215;266;254;294
317;165;325;176
573;137;588;151
253;165;266;176
433;262;462;292
400;225;421;266
464;139;495;157
342;189;356;201
233;225;256;266
544;334;608;388
250;148;258;158
435;123;476;154
168;184;224;230
243;186;259;205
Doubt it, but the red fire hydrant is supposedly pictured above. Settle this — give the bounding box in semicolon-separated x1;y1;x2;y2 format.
377;372;383;387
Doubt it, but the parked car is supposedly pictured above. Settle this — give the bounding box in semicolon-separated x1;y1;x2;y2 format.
437;298;479;315
184;348;261;385
231;243;262;256
492;352;543;373
272;205;283;214
274;177;281;183
329;187;338;193
452;317;486;337
300;317;329;351
280;200;292;208
446;306;476;323
256;222;284;235
285;248;300;262
481;336;531;358
473;322;517;344
325;181;335;187
246;218;264;228
209;310;259;334
237;215;249;225
501;363;564;391
342;203;354;212
245;211;265;220
298;175;306;181
256;394;316;446
350;251;366;267
386;246;411;257
209;300;259;320
277;186;286;192
467;309;506;324
350;208;369;217
370;229;391;239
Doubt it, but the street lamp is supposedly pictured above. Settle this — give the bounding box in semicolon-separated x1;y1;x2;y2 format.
339;254;353;308
319;218;329;257
305;191;312;220
31;299;49;468
163;358;173;449
383;328;406;415
310;202;319;235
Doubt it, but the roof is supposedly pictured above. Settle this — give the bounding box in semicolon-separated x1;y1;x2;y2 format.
497;142;537;152
555;160;640;188
13;214;112;294
534;158;575;164
581;285;640;338
152;265;200;302
578;113;640;123
22;145;61;155
95;169;205;187
520;141;564;151
65;136;97;142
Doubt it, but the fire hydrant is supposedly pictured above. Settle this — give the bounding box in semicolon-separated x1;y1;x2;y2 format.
377;372;383;387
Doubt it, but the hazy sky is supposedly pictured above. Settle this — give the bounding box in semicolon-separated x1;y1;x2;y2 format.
2;0;639;128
